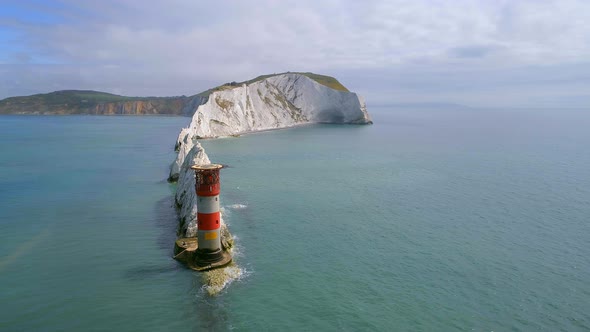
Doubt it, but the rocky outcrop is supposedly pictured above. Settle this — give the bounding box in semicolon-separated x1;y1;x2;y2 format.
91;97;208;115
183;73;372;139
179;95;209;116
93;100;158;115
172;137;210;236
170;73;371;237
170;135;234;246
168;73;371;294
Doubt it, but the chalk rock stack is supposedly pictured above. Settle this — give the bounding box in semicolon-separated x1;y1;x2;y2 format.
170;73;371;236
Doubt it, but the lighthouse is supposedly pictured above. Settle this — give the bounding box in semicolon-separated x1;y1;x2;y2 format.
190;163;228;268
173;163;232;271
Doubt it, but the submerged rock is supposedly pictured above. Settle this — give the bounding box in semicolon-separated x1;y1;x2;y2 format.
202;264;243;296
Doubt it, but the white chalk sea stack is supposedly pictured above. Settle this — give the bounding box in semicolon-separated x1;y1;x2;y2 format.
169;72;371;294
170;73;371;235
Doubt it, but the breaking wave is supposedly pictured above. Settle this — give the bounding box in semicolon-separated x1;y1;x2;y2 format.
200;234;248;296
228;204;248;210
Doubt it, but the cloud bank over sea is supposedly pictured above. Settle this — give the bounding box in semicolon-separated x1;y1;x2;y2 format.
1;0;589;107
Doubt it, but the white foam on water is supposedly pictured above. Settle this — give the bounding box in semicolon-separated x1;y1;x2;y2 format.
201;265;251;296
228;204;247;210
199;233;249;296
228;236;244;259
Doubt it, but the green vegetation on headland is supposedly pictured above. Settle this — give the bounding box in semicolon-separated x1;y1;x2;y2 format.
0;90;191;115
227;72;349;92
0;72;350;115
200;72;349;97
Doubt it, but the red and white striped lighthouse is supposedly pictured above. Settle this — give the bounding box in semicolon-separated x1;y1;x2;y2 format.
191;163;225;266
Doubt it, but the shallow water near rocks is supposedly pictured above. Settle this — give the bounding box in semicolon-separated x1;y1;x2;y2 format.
1;108;589;330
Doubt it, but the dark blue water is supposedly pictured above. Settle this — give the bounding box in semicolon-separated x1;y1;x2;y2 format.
1;109;589;331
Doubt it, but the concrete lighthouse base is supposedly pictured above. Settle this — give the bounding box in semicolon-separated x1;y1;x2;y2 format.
173;238;232;272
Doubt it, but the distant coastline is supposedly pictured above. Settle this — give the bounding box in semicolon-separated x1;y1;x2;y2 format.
0;72;353;116
0;112;185;117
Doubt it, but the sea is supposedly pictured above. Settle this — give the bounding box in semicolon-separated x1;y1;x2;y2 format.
0;107;588;331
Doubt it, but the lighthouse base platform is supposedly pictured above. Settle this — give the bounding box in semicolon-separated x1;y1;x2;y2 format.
173;238;232;272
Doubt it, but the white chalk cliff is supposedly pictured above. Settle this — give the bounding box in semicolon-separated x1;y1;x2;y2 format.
170;73;371;236
183;73;371;139
172;133;209;236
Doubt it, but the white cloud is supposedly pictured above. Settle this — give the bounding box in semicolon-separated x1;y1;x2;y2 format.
1;0;589;107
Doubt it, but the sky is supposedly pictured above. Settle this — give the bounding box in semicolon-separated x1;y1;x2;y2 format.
1;0;589;108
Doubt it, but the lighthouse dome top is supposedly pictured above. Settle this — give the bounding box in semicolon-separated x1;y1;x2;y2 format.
190;163;223;171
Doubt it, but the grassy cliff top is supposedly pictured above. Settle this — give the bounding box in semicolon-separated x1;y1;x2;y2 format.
244;72;350;91
197;72;350;97
0;90;138;106
0;89;186;105
0;90;187;115
0;72;350;114
2;72;348;104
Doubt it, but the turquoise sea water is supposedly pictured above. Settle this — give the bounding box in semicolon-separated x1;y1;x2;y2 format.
1;109;589;331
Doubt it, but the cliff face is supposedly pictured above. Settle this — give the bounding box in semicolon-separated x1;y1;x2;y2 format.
0;90;207;116
90;98;206;115
169;134;233;246
167;73;371;293
184;73;371;138
179;95;209;117
92;100;159;115
172;135;211;236
0;72;361;118
169;73;372;237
